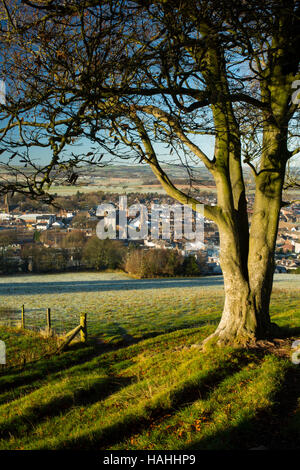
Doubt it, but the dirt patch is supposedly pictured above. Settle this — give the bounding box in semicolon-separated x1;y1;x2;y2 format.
252;337;297;359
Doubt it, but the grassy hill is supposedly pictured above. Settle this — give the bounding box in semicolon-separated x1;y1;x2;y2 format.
0;275;299;450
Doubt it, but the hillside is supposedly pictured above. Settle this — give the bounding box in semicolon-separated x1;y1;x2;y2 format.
0;274;299;450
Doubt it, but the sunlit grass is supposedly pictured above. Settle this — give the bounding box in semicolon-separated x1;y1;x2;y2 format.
0;325;298;450
0;273;299;450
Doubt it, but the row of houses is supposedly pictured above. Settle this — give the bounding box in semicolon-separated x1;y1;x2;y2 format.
276;232;300;253
0;212;75;231
275;258;300;273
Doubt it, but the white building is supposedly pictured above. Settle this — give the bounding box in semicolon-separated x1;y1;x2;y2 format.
185;240;206;251
0;213;13;220
52;221;65;229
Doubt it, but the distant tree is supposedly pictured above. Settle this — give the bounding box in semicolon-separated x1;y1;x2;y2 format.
124;247;144;277
40;229;64;247
82;237;125;271
0;231;17;247
21;244;68;273
142;249;166;277
33;230;41;242
125;248;186;278
163;250;185;276
63;230;86;267
71;214;97;230
0;231;20;273
0;249;20;274
63;230;86;248
183;255;202;276
71;215;89;229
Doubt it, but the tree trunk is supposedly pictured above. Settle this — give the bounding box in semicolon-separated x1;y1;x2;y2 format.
204;163;284;347
248;168;285;336
203;243;274;347
203;216;266;347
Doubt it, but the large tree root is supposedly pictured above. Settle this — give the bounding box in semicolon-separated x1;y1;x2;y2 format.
200;322;283;350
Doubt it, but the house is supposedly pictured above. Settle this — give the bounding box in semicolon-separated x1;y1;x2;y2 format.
295;242;300;254
36;214;56;224
207;262;222;274
0;213;13;221
281;242;295;253
275;265;287;273
185;240;206;251
52;221;65;229
58;210;75;220
18;213;56;226
144;239;171;249
144;239;156;247
34;222;50;231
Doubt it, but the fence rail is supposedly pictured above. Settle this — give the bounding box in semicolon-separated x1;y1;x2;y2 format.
0;306;77;333
0;305;88;347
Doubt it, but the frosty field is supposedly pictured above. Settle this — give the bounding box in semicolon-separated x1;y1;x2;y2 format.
0;272;298;343
0;272;299;450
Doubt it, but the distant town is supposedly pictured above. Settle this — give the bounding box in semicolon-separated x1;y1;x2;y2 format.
0;167;299;276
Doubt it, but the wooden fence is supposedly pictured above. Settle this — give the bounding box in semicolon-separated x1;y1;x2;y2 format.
0;309;88;372
58;313;87;351
6;305;87;349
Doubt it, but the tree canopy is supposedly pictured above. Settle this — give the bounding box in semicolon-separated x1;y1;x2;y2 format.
0;1;298;204
0;0;299;344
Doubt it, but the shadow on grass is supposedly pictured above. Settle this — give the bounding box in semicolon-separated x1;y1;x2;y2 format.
0;344;99;398
0;323;213;400
182;364;300;450
0;276;224;296
93;319;216;347
45;350;258;450
0;330;154;397
0;375;133;439
277;325;300;339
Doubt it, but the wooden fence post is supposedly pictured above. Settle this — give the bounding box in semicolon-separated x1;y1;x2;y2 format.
80;313;87;343
21;305;25;329
58;325;82;352
46;308;51;335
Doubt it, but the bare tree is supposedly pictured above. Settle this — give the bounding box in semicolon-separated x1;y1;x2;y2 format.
0;0;299;345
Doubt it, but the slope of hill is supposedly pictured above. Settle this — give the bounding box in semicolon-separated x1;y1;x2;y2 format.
0;276;299;450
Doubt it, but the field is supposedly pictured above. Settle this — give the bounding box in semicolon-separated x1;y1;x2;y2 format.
0;272;299;450
47;164;217;196
49;182;168;196
0;272;227;338
0;272;298;340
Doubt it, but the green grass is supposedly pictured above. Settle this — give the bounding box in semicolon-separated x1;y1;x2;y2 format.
0;327;59;368
0;278;299;450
